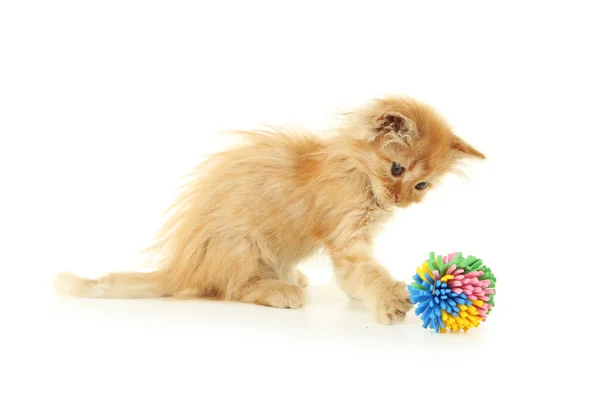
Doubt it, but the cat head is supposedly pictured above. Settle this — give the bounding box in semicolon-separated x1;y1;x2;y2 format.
339;95;485;208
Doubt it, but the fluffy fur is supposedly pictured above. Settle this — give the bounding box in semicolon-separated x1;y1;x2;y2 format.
55;95;485;324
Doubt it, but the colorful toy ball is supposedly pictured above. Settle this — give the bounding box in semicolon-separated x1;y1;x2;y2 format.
408;252;496;333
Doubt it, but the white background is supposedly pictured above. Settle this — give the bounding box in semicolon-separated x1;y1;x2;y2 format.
1;1;598;399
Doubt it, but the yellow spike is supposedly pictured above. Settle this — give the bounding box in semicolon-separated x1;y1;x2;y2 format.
421;261;434;279
472;300;484;307
442;310;449;321
469;314;482;323
440;275;454;283
459;304;468;311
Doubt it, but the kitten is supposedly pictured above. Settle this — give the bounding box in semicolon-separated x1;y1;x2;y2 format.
55;95;485;324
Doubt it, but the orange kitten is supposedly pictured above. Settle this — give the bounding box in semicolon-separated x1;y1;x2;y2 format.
55;95;485;324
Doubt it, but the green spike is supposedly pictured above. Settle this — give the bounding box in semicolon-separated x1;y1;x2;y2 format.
427;258;436;272
436;255;444;271
439;260;449;276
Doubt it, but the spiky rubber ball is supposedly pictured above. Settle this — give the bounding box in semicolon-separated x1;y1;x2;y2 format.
408;252;496;333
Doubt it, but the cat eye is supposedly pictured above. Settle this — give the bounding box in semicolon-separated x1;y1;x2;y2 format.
415;182;429;190
391;162;404;177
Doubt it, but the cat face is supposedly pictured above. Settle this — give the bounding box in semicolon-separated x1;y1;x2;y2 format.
343;96;485;208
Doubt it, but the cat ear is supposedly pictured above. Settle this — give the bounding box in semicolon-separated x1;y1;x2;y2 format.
450;135;486;159
372;112;419;143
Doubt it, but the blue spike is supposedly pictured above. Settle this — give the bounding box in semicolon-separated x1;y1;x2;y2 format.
422;307;432;322
416;303;427;314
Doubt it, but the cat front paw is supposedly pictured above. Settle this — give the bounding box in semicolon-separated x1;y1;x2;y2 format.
373;281;413;325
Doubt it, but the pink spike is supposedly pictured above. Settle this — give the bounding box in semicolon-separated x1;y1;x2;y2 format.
463;290;472;295
463;285;474;291
480;296;490;301
433;270;440;280
447;252;457;263
452;288;463;294
448;280;462;287
454;275;465;281
464;271;479;279
455;269;465;275
484;289;495;294
468;295;477;301
446;265;457;275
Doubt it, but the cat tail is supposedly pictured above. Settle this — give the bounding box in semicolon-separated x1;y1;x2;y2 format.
53;269;170;299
